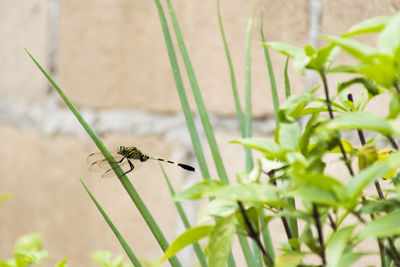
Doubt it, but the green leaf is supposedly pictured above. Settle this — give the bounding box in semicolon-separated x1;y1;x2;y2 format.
322;35;378;63
378;13;400;54
54;256;69;267
326;226;355;267
206;215;236;267
360;198;400;214
338;77;379;96
14;250;49;265
173;180;225;201
288;171;348;201
262;42;310;73
91;251;132;267
14;233;42;251
198;199;238;223
162;225;213;262
336;252;364;267
276;122;300;151
278;92;314;123
357;210;400;239
0;193;12;203
230;138;285;159
343;16;391;37
322;111;395;136
289;185;342;206
208;183;284;206
275;251;307;267
347;152;400;201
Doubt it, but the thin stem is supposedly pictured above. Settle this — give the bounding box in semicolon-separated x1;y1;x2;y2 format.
312;204;326;265
348;93;385;200
388;135;399;150
328;214;337;231
394;82;400;94
320;70;354;176
237;201;274;267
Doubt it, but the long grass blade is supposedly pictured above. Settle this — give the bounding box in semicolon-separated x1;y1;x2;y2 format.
160;165;208;267
260;9;297;247
244;10;255;172
217;0;245;136
80;179;142;267
218;1;255;265
284;57;291;98
154;0;210;180
260;10;279;125
25;48;182;267
166;0;229;184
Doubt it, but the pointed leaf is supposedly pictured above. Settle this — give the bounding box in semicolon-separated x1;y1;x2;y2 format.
208;183;283;206
322;35;378;63
173;180;225;201
347;152;400;201
326;226;355;267
276;122;300;151
322;111;395;136
357;210;400;239
230;138;285;159
162;225;213;262
378;13;400;54
206;215;236;267
343;16;390;37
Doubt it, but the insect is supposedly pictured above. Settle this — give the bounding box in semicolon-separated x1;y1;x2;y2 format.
87;146;196;178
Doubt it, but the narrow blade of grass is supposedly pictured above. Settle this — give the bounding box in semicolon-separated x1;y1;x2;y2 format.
218;1;255;265
166;0;229;184
244;9;255;172
217;0;245;136
260;10;279;125
160;165;208;267
260;13;298;241
79;178;142;267
25;48;182;267
154;0;210;180
284;57;291;98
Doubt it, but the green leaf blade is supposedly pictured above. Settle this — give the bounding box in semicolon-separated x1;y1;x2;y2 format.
162;225;213;262
207;216;236;267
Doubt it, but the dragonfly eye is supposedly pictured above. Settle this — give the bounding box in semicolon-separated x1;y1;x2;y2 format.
118;146;125;153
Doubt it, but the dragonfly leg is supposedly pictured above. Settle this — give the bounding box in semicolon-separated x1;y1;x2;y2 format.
118;159;135;178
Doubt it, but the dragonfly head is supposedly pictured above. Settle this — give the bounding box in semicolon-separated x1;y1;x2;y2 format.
117;146;126;154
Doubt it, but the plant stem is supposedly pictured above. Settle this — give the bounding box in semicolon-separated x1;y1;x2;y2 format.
237;201;273;267
394;82;400;94
348;93;385;200
312;204;326;265
320;70;354;176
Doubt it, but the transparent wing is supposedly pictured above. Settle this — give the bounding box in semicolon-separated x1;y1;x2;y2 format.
101;159;143;179
87;151;123;165
87;150;125;173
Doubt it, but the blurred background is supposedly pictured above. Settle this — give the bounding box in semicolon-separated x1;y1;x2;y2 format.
0;0;398;266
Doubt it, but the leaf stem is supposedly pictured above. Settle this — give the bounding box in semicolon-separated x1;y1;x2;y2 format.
237;201;273;267
312;204;326;265
320;70;354;176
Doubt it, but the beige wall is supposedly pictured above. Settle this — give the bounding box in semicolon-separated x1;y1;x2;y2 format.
0;0;399;266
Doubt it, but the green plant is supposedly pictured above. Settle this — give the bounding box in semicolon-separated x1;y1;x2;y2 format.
25;1;400;266
0;233;68;267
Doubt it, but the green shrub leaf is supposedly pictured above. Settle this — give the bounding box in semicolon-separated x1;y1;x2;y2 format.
206;215;236;267
357;210;400;239
326;226;355;267
162;225;213;262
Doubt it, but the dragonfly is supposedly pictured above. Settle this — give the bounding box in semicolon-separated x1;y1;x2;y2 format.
87;146;196;178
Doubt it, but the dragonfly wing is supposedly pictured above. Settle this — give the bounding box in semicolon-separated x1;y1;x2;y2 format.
101;159;143;178
87;151;122;164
